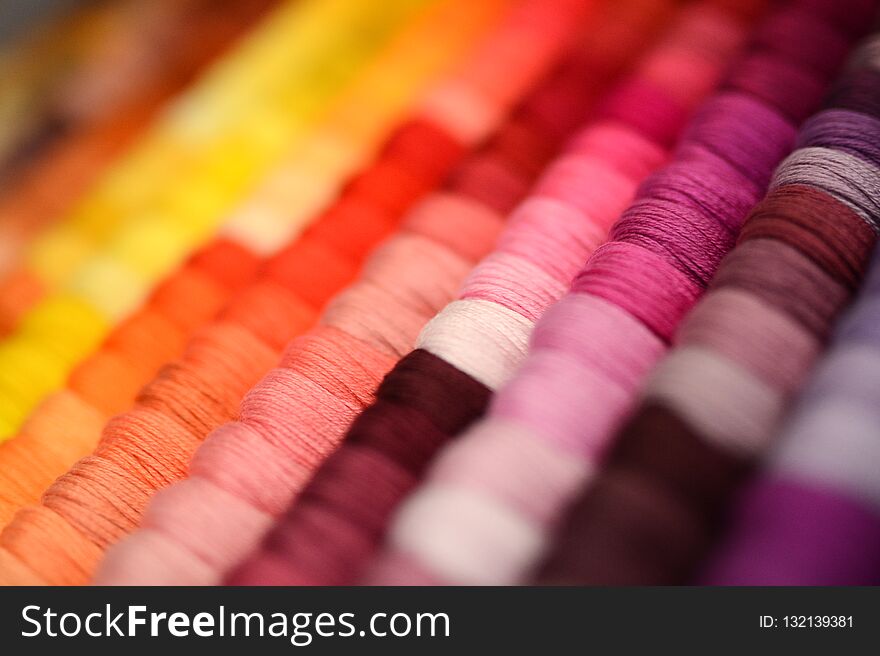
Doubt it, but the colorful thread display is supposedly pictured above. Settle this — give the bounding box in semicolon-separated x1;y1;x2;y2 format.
0;0;593;585
93;0;610;586
0;0;878;588
0;0;511;528
536;26;880;585
0;0;429;439
699;42;880;586
226;0;747;586
362;0;871;586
